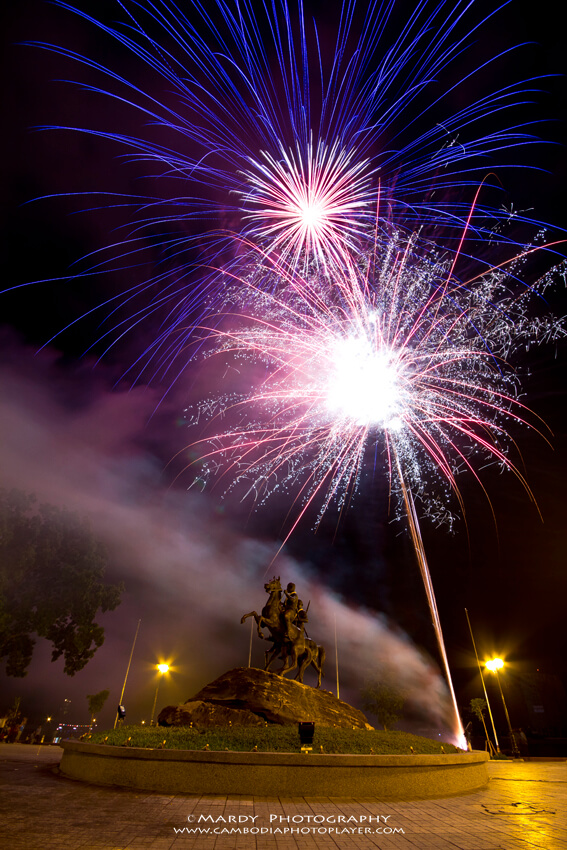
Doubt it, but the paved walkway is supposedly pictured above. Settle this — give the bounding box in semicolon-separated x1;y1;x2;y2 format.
1;743;566;849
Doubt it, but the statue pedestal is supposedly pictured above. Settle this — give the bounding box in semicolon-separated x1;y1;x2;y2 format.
158;666;373;729
60;741;490;798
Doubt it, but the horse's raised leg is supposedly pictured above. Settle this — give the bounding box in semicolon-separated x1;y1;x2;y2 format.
240;611;267;639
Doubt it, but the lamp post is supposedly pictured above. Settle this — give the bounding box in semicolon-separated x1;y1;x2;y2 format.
465;608;500;753
114;619;141;730
150;663;170;726
485;658;520;757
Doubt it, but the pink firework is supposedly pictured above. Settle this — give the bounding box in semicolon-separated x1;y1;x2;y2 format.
241;139;375;270
186;229;563;534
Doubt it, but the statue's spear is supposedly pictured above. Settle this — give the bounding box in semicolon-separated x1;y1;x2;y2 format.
302;600;311;637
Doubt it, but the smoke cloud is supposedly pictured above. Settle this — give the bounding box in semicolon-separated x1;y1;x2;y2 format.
0;335;455;737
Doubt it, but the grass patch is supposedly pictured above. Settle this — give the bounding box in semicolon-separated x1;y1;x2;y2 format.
87;725;461;754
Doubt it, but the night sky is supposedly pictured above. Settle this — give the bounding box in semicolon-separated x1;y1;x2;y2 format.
1;0;566;739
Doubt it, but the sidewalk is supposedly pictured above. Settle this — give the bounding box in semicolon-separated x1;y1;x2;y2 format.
1;742;566;849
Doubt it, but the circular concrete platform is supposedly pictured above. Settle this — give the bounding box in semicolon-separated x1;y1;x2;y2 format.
60;741;489;798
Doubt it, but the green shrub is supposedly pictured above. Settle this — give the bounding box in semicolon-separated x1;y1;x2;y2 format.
88;725;460;754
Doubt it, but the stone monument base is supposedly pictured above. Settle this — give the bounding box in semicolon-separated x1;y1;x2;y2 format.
60;665;490;799
59;742;489;798
158;666;373;729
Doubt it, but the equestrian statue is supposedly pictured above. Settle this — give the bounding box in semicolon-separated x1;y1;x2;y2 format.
241;577;325;687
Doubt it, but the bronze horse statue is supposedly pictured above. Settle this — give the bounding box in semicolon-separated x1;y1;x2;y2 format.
272;632;326;688
241;577;325;687
240;576;283;640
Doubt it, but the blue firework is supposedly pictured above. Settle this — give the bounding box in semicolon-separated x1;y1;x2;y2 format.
24;0;554;378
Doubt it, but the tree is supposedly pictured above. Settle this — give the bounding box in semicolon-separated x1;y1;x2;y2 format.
470;697;491;744
0;489;123;677
87;689;110;727
4;696;22;726
361;677;406;731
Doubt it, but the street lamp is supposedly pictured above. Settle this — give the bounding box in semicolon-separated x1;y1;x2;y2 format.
114;619;141;730
150;663;170;726
464;608;500;753
485;658;520;757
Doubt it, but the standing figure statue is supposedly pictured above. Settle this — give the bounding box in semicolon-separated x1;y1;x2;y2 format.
241;578;325;687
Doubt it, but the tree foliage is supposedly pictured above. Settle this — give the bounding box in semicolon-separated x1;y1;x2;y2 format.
470;697;487;722
87;688;110;723
0;489;123;677
361;677;406;731
4;696;22;726
470;697;491;742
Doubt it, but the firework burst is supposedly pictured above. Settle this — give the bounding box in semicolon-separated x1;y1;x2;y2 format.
186;229;564;535
242;138;374;270
181;225;563;746
24;0;553;374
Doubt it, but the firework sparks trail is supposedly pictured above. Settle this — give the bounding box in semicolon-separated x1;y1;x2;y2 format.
19;0;556;378
395;450;463;746
187;230;563;528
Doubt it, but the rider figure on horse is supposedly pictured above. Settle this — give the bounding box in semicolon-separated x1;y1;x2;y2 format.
295;601;309;637
282;582;299;638
240;576;324;686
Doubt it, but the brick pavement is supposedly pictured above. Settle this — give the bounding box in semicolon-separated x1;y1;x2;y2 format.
1;743;566;850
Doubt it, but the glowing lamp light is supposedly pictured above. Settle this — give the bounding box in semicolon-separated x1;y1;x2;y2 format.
150;664;171;726
484;657;520;756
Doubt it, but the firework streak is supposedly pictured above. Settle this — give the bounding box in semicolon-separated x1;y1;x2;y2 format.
33;0;553;366
187;227;563;530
